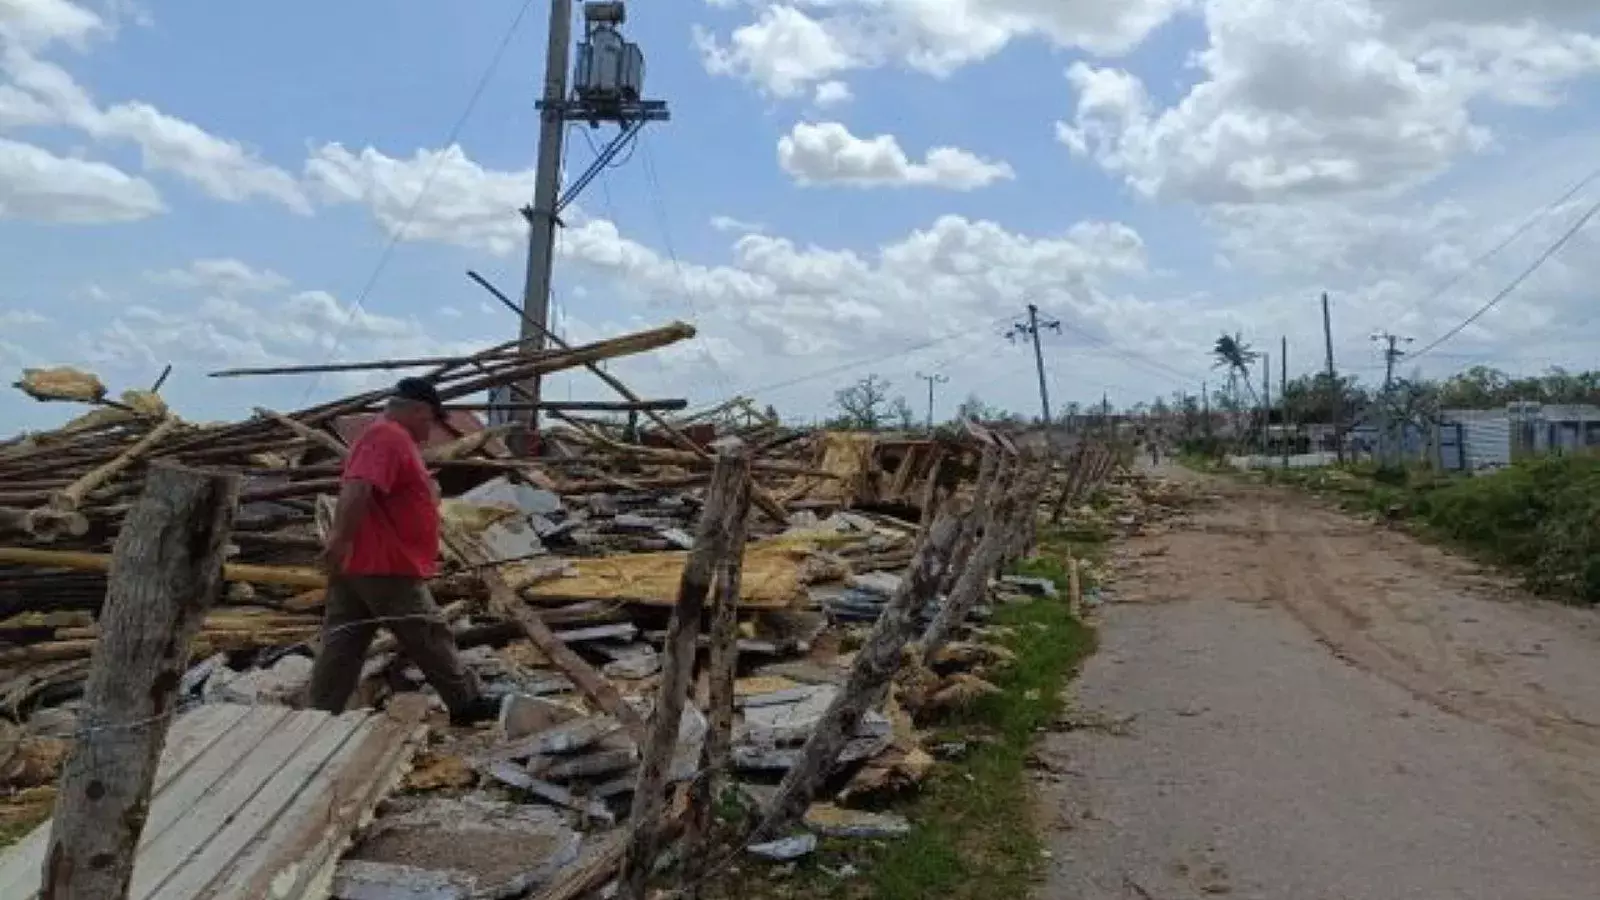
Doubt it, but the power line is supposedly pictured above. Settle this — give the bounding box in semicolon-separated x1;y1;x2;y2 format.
1409;192;1600;362
1405;162;1600;330
300;0;537;404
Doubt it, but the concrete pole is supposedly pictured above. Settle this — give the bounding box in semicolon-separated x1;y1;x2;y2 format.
514;0;574;449
1027;304;1052;427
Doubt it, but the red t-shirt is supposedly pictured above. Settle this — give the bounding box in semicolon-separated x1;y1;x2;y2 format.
340;419;440;578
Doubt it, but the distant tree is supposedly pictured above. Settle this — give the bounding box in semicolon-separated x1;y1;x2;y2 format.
955;393;1000;423
890;396;917;431
830;374;894;429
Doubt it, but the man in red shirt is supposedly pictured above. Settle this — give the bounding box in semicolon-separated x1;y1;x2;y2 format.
308;378;498;725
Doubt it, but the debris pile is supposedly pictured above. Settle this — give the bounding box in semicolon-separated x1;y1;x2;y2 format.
0;324;1124;897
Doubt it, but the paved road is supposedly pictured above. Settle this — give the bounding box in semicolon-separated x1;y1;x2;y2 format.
1038;464;1600;899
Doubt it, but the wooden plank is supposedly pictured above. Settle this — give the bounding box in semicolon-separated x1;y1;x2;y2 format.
0;704;255;899
202;701;428;900
145;712;364;900
127;710;329;899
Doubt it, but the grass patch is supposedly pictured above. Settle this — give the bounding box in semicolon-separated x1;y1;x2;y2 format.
705;529;1100;900
1260;455;1600;605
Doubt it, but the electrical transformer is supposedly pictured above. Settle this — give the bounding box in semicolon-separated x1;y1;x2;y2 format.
575;23;645;105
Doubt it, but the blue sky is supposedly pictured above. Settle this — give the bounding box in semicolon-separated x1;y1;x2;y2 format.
1;0;1598;432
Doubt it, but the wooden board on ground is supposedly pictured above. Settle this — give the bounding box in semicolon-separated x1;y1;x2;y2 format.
0;702;426;900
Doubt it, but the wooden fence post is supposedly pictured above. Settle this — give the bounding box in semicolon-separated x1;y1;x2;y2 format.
620;441;749;900
751;508;964;841
41;462;239;900
939;448;1003;596
921;478;1024;660
686;453;752;891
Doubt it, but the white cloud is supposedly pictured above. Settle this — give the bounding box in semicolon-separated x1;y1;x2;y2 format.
0;0;102;49
0;307;46;326
439;305;463;318
148;258;291;295
305;143;534;255
812;80;852;107
710;214;764;234
1055;0;1600;204
0;135;162;221
0;43;309;211
695;0;1188;96
694;6;855;98
81;276;496;400
777;121;1014;189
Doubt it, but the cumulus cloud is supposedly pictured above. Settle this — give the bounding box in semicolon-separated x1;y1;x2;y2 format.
812;80;852;107
0;6;308;212
778;121;1014;190
1055;0;1600;204
147;258;291;295
695;0;1188;96
0;136;162;222
305;143;535;255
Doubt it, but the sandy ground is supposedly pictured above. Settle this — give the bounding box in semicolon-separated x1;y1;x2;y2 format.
1037;463;1600;900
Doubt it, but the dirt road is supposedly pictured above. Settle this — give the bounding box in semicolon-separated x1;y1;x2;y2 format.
1038;464;1600;899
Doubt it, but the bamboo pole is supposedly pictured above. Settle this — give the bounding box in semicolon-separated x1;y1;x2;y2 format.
253;408;348;458
47;416;180;512
467;271;791;525
0;547;326;589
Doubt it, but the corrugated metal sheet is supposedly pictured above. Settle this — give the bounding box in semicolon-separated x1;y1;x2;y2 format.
1443;411;1512;471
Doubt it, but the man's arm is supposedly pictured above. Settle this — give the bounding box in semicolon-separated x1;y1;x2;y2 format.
321;479;375;574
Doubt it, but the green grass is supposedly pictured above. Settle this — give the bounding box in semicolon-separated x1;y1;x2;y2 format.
1259;455;1600;605
706;529;1100;900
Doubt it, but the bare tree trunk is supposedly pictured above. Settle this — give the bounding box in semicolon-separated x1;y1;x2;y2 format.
41;463;239;900
751;507;964;841
619;442;750;900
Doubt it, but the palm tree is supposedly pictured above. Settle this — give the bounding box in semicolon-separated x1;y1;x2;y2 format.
1212;332;1261;439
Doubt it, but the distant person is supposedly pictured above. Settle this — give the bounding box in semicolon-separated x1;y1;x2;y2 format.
308;377;498;725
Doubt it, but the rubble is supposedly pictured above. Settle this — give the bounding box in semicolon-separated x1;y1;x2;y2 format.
0;333;1127;894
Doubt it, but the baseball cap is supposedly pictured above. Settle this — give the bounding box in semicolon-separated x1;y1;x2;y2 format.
394;377;448;422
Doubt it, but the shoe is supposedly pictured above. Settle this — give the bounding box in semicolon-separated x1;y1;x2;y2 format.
449;695;501;727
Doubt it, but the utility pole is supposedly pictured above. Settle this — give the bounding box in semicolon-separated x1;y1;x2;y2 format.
1371;330;1414;468
1006;304;1061;427
1372;331;1413;391
1202;379;1211;439
1281;335;1289;469
514;0;574;449
915;371;948;434
1262;352;1270;457
1321;292;1342;463
508;0;669;453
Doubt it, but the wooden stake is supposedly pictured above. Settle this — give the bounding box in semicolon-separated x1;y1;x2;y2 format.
751;507;963;841
47;417;180;512
921;465;1023;660
619;441;749;900
0;547;325;590
688;453;752;885
40;462;239;900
